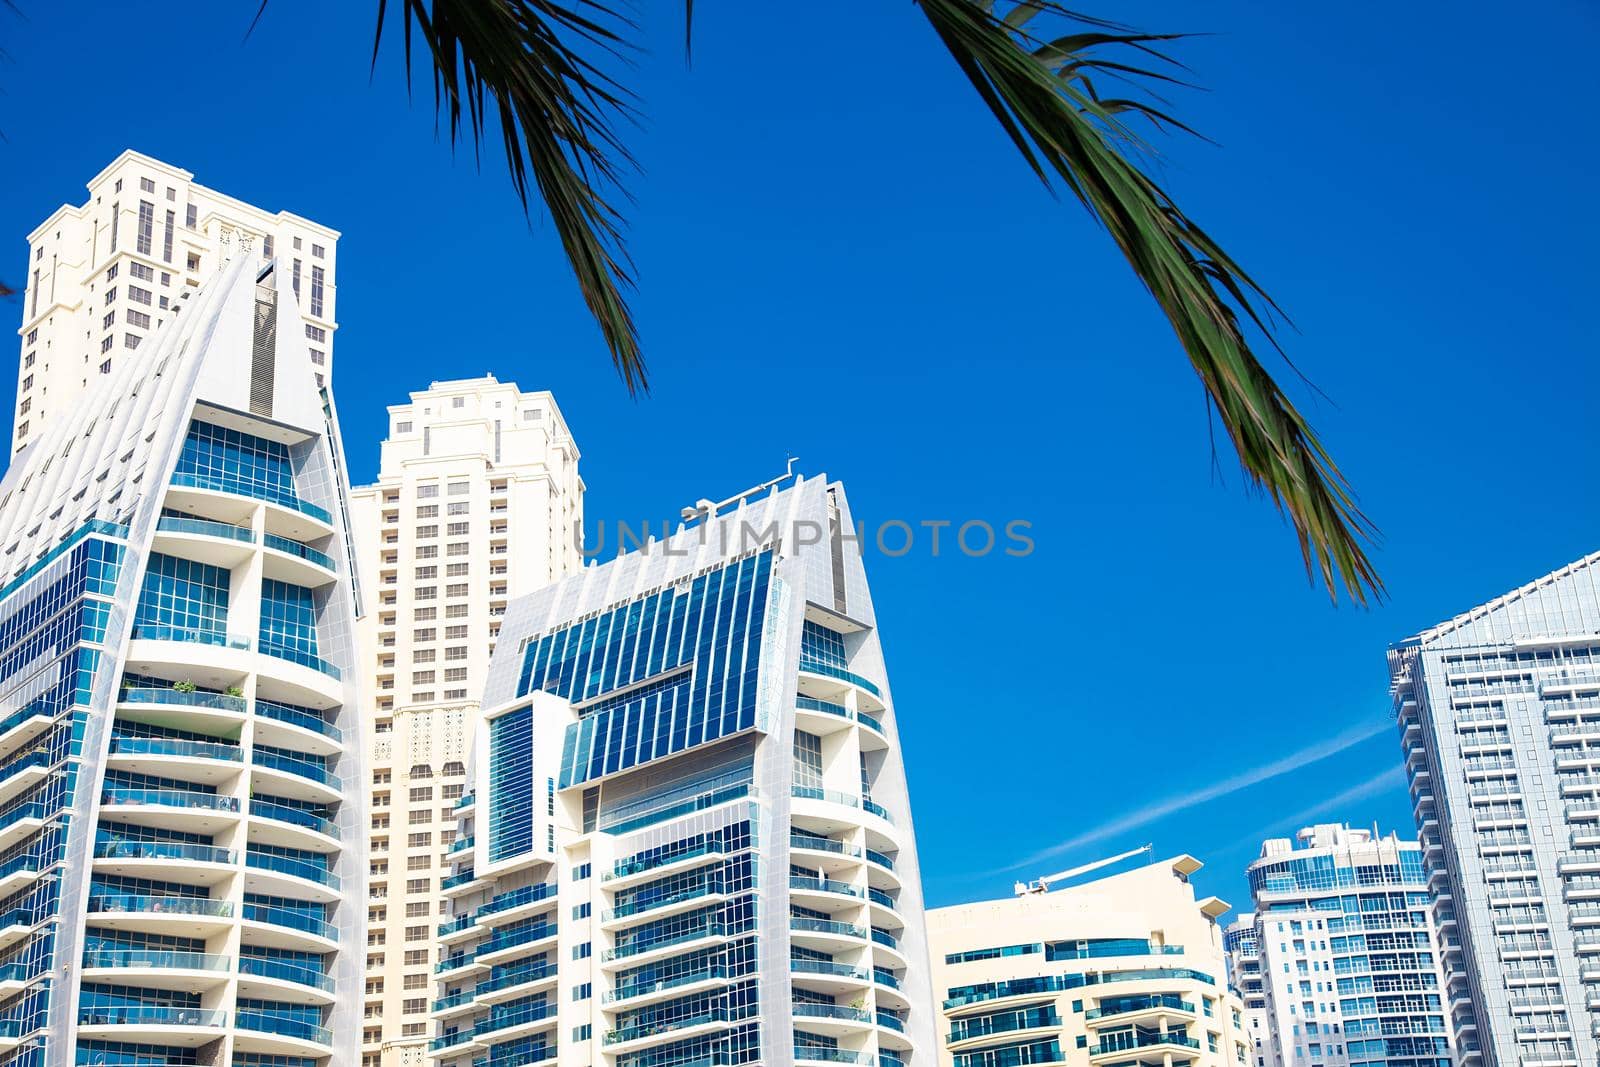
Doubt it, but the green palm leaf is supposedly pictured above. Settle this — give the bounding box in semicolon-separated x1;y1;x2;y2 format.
916;0;1382;604
372;0;647;394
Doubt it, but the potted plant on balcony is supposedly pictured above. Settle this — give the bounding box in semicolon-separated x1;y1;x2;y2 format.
173;680;197;694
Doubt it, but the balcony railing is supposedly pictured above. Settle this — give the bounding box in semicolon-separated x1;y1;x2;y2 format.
253;749;336;787
235;1010;332;1046
791;960;868;981
94;838;235;865
604;923;728;961
157;515;255;543
247;850;338;889
251;799;339;839
78;1005;226;1028
256;700;342;742
130;624;251;650
793;1004;869;1023
88;893;232;918
170;471;332;524
100;787;239;813
604;966;729;1005
243;901;335;940
264;533;336;571
792;917;866;939
120;686;245;712
791;876;862;899
82;947;230;971
108;737;241;762
239;955;335;992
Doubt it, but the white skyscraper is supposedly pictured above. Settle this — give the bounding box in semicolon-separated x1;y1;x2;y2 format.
1224;912;1273;1067
13;150;338;452
1239;824;1454;1067
1390;551;1600;1067
348;378;583;1067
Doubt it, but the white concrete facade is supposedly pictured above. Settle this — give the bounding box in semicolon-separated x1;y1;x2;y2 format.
1240;824;1453;1067
13;150;338;453
348;377;582;1067
928;856;1249;1067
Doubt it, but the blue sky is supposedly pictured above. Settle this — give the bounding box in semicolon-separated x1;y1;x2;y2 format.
4;1;1598;912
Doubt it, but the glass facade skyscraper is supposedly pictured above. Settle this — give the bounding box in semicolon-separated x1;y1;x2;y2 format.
1390;551;1600;1067
1238;825;1453;1067
0;250;367;1067
430;476;936;1067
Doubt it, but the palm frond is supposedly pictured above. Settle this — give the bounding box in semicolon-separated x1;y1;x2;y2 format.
373;0;647;393
917;0;1382;604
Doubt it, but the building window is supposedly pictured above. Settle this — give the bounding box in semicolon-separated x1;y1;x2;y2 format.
185;202;197;228
136;200;155;254
310;265;325;316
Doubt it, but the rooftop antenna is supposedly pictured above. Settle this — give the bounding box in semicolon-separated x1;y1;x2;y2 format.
1014;843;1154;896
680;457;801;524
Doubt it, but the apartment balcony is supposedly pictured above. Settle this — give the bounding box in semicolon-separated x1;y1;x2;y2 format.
248;799;339;852
603;966;731;1010
250;749;341;806
790;959;871;995
793;1048;869;1066
106;736;242;785
948;1006;1063;1051
76;1005;229;1046
790;875;865;913
1086;995;1196;1027
92;839;235;885
473;1001;556;1044
790;916;867;953
233;1009;334;1057
470;961;558;1005
789;1003;872;1039
605;844;732;889
1088;1032;1201;1063
153;515;257;569
253;701;342;759
1559;851;1600;875
603;882;729;929
262;533;338;588
602;923;729;967
167;470;332;532
244;850;340;903
81;946;231;996
239;900;338;951
97;786;240;837
473;922;558;967
85;893;233;943
603;1008;730;1052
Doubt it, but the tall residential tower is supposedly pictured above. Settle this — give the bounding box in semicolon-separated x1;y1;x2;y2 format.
14;150;338;452
1241;824;1453;1067
928;855;1249;1067
430;474;938;1067
0;252;367;1067
1390;552;1600;1067
349;377;583;1067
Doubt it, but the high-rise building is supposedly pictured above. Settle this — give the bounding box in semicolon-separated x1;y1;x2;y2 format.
429;474;937;1067
1224;912;1272;1067
1390;552;1600;1067
13;150;338;452
349;377;583;1067
0;251;367;1067
1239;824;1454;1067
927;854;1249;1067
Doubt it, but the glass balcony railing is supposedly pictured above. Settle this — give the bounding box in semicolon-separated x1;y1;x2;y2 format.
792;917;866;939
108;737;241;762
247;851;338;889
87;893;232;919
0;703;54;743
256;700;342;742
604;923;729;961
251;799;338;839
857;711;884;733
798;659;882;696
94;838;235;865
862;799;892;823
794;1048;867;1064
82;947;230;972
242;901;335;940
604;966;729;1005
157;515;255;543
1090;1033;1200;1055
950;1007;1060;1043
875;1013;905;1032
473;961;554;997
791;959;868;981
442;869;478;890
604;1009;726;1045
792;786;860;809
793;1004;870;1024
0;801;48;832
430;1031;476;1052
476;1002;555;1036
874;970;901;990
608;844;727;883
0;750;54;785
865;849;896;871
432;989;474;1012
78;1005;226;1028
100;788;239;813
1086;995;1194;1021
0;907;32;930
264;534;336;571
791;835;861;858
608;882;723;921
868;888;896;910
477;923;558;957
474;882;557;921
450;835;476;854
790;876;862;899
258;645;342;681
120;686;245;712
235;1010;333;1046
170;471;332;524
436;951;477;974
239;955;335;991
870;929;899;950
253;749;336;787
130;624;251;650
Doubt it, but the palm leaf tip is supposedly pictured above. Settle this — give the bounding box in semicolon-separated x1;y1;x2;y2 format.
917;0;1382;605
374;0;649;394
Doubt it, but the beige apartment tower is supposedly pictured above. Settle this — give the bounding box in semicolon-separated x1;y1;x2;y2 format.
349;376;583;1067
13;149;338;452
929;855;1250;1067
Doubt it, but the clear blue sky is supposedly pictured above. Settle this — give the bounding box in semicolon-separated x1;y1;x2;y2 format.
4;1;1597;912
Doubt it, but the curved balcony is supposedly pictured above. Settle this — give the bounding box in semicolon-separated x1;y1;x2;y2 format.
251;750;341;805
240;901;338;951
871;928;908;967
254;699;342;756
791;916;867;952
790;959;870;994
248;799;340;852
168;471;333;528
118;685;246;735
793;1045;868;1065
77;1005;228;1045
153;516;256;569
245;851;340;903
791;1003;872;1037
603;966;730;1010
798;660;882;699
81;947;231;990
234;1010;334;1056
262;534;338;588
790;876;864;913
238;956;336;1003
106;737;242;784
0;750;54;808
92;838;236;884
86;893;233;938
98;787;241;835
